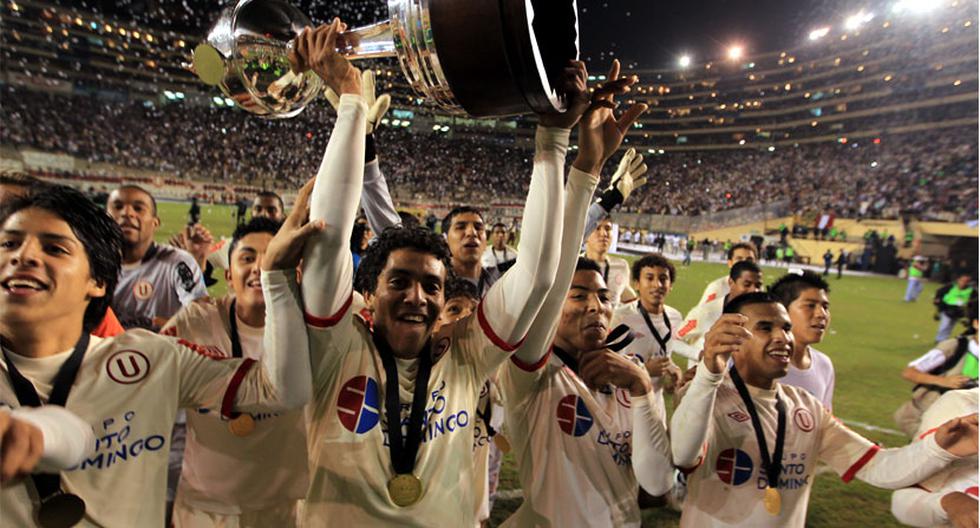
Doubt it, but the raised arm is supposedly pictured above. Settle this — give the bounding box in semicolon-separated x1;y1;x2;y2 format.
327;69;400;235
671;315;750;467
292;21;368;319
581;147;648;242
478;125;567;346
362;155;401;234
512;60;647;364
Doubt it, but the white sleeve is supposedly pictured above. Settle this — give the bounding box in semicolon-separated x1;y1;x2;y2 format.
9;405;94;472
301;94;368;318
513;166;597;364
581;202;606;244
479;126;567;346
855;435;959;489
890;487;948;527
631;390;674;496
907;348;948;372
259;268;312;409
361;159;402;234
670;360;724;468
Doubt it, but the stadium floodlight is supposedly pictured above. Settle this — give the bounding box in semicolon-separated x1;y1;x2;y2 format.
678;55;691;68
727;46;744;60
893;0;936;14
808;27;830;40
845;11;874;30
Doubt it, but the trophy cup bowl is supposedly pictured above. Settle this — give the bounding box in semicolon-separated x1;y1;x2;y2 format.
193;0;580;118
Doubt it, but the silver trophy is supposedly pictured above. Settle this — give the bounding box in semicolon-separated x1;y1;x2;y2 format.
192;0;580;118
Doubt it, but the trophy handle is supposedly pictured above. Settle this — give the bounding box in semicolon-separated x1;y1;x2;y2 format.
338;21;398;60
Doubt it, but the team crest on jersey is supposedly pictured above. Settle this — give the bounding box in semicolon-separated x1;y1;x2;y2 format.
556;394;594;437
715;448;754;486
133;279;154;300
106;350;151;384
615;389;631;409
793;408;815;432
727;410;750;423
337;376;381;433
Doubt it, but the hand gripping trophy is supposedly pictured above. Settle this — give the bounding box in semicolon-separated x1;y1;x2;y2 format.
192;0;580;118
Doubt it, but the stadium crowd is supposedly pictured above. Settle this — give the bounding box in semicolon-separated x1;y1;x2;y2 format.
2;86;977;221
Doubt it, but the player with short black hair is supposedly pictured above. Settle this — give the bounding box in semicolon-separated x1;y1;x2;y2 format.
483;222;518;273
106;185;207;331
161;211;310;527
266;25;582;524
496;62;671;526
672;293;978;527
694;242;758;308
674;260;764;367
583;216;636;307
0;185;310;527
252;191;285;222
769;271;836;409
615;253;684;389
442;205;501;297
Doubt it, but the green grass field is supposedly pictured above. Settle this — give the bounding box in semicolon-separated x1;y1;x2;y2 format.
155;201;950;527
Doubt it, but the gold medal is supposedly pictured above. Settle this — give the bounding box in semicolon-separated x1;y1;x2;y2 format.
763;486;781;516
37;492;86;528
387;474;424;507
228;414;255;437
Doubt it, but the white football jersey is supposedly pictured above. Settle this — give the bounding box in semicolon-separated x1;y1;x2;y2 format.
674;295;725;366
698;275;730;306
160;296;308;517
915;389;978;500
679;375;878;528
603;256;633;307
780;347;836;411
113;244;208;331
613;303;684;363
0;331;279;527
498;350;664;527
300;296;516;526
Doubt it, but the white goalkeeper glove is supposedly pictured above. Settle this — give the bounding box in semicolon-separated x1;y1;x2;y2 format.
325;69;391;135
596;148;648;212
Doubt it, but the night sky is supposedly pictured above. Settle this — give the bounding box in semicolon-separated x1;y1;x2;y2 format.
72;0;881;69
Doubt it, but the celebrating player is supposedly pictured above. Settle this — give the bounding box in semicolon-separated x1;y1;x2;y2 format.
613;253;684;390
770;270;836;409
271;19;578;524
0;185;311;526
105;184;208;331
674;260;764;367
671;292;978;527
497;59;672;527
890;388;979;528
696;242;758;306
161;216;310;527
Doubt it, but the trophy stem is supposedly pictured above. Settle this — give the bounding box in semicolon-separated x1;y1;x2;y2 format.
339;20;398;60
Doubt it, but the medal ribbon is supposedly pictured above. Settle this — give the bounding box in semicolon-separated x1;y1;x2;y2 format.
638;305;672;358
2;334;90;509
228;299;244;359
553;324;635;374
373;333;434;476
729;365;786;491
